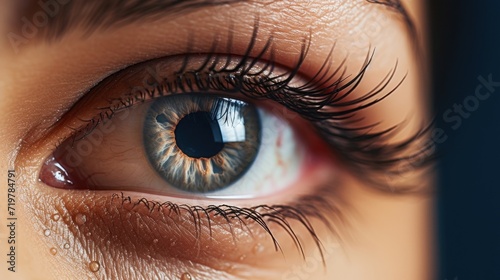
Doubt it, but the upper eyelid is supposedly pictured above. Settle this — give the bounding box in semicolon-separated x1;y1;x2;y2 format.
55;29;348;142
62;52;308;142
40;24;302;143
4;26;326;149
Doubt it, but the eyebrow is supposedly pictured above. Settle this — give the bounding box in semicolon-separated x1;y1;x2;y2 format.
10;0;249;42
9;0;416;44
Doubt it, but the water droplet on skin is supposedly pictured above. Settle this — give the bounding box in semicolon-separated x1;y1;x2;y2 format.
89;261;100;272
252;243;264;254
169;237;177;247
180;272;192;280
44;229;51;236
52;214;60;221
86;232;92;237
49;248;57;255
239;254;247;261
153;239;158;244
225;263;236;273
63;243;70;249
75;213;87;225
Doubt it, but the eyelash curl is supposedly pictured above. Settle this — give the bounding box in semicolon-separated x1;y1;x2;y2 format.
62;18;434;265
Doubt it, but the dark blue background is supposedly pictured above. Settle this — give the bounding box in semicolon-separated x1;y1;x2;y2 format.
431;1;500;279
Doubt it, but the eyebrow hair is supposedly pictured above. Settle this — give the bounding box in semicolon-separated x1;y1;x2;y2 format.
10;0;249;42
367;0;416;39
9;0;416;45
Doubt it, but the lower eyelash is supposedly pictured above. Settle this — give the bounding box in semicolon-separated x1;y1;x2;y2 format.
112;184;342;266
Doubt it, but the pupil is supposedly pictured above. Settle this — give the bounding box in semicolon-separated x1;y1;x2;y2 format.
174;111;224;158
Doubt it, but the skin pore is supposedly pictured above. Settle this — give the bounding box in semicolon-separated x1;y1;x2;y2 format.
0;0;433;279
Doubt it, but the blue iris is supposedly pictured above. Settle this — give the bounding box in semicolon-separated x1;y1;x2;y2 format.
143;94;261;193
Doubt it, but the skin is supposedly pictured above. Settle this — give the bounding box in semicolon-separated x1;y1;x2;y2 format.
0;0;433;279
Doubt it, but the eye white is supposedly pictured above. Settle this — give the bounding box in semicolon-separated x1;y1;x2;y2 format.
204;107;304;199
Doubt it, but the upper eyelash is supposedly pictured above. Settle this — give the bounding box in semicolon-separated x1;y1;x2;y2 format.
70;20;434;192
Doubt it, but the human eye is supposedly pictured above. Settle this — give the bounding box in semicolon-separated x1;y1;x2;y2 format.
40;50;328;201
3;1;434;279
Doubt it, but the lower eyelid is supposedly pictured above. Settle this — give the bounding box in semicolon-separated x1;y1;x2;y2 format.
27;92;349;275
29;178;347;276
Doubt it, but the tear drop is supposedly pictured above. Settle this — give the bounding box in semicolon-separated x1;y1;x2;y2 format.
63;243;70;249
180;272;192;280
49;248;57;255
52;214;60;221
89;261;100;272
75;213;87;225
44;229;51;236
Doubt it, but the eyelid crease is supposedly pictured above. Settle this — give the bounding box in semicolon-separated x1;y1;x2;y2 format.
366;0;416;36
